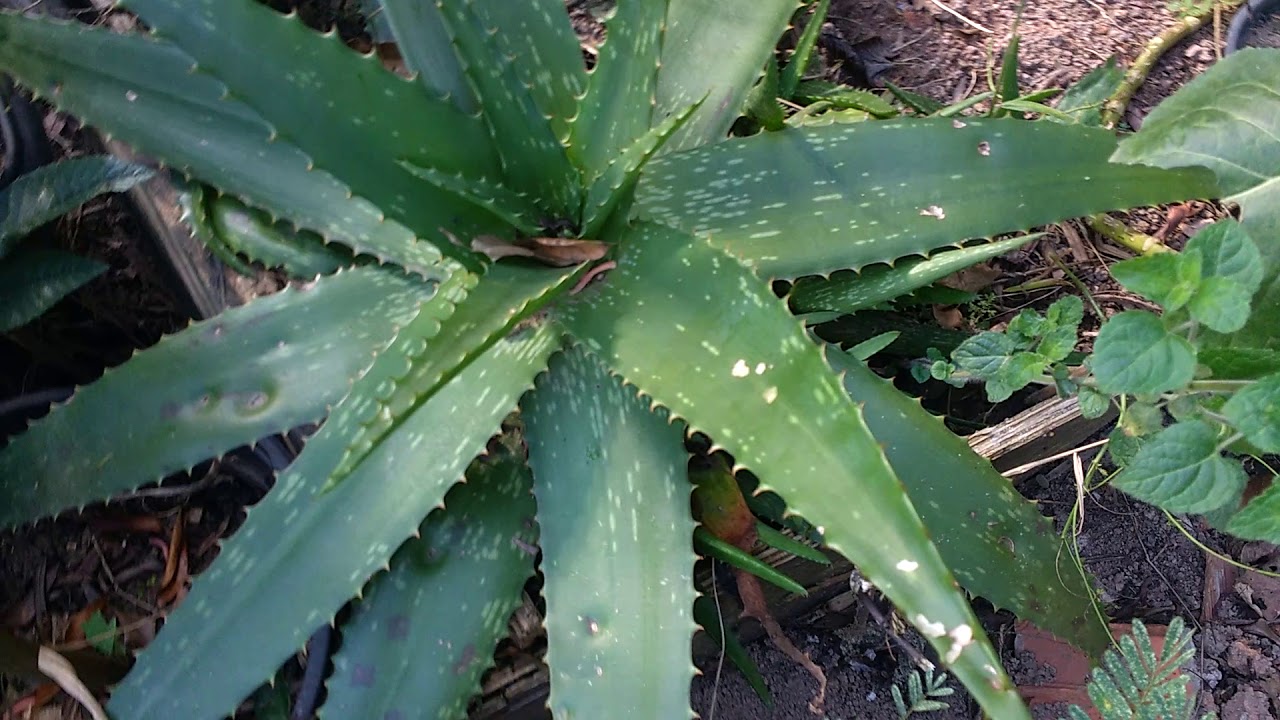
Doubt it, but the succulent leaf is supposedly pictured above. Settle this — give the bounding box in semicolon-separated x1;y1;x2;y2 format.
693;527;809;596
569;0;666;179
523;347;697;720
0;155;151;256
692;595;772;705
0;267;432;528
0;13;468;275
197;190;353;278
581;99;702;238
636;118;1219;278
754;521;830;565
827;349;1111;656
175;180;260;277
690;453;756;544
115;0;492;175
106;322;562;720
365;0;592;134
467;0;587;143
557;222;1030;717
320;268;475;489
322;446;537;720
778;0;830;99
793;80;897;118
436;0;581;218
372;0;476;112
656;0;796;153
116;0;504;269
788;235;1039;314
745;56;786;132
0;247;106;332
325;263;580;491
397;159;544;237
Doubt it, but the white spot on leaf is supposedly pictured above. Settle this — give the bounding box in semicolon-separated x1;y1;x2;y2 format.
946;624;974;664
897;559;919;572
915;614;946;638
731;359;750;378
919;206;946;220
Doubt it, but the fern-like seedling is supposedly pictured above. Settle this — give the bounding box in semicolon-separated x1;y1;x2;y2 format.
893;666;954;719
1065;618;1214;720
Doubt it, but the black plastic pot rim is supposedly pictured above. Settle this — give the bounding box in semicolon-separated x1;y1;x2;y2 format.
1227;0;1280;54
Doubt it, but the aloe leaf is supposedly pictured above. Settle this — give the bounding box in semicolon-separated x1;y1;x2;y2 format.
107;322;561;720
886;81;943;114
569;0;665;179
0;247;106;331
818;310;971;358
116;0;503;269
779;0;830;99
325;263;579;490
693;527;808;596
788;235;1038;314
1112;49;1280;349
754;521;829;565
178;182;274;278
995;34;1022;118
745;56;786;132
692;596;772;705
380;0;586;139
581;99;702;238
320;269;474;488
636;118;1218;278
397;160;544;237
847;331;901;360
794;79;897;118
0;267;431;528
200;192;353;278
469;0;586;144
933;92;995;119
558;223;1030;717
523;346;696;719
374;0;476;112
999;100;1077;123
117;0;492;175
0;156;151;257
656;0;796;153
0;14;472;275
437;0;581;218
322;448;537;720
788;108;871;128
826;349;1111;656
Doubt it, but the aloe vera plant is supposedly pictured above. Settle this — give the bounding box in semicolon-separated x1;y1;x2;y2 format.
0;1;1220;717
0;155;152;331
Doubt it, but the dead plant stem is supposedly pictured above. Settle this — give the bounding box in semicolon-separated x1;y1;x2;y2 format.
1101;0;1246;128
